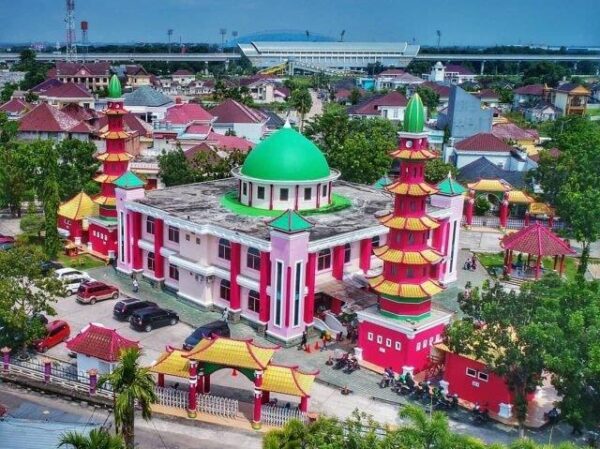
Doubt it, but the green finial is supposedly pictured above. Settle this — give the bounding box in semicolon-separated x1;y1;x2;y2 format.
404;93;425;133
107;74;122;99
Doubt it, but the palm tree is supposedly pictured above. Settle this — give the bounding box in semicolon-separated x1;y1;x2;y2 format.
289;88;313;132
99;347;156;449
398;405;452;449
58;428;124;449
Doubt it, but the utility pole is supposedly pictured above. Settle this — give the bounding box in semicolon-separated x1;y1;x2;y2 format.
436;30;441;51
340;30;346;42
220;28;227;52
65;0;77;61
167;29;173;54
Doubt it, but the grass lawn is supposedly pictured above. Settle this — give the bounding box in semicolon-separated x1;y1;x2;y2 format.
57;253;106;271
476;251;579;281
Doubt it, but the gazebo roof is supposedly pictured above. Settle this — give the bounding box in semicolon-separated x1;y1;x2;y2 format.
500;223;576;256
185;337;278;370
262;364;318;397
506;190;534;204
66;323;139;362
467;179;512;192
58;192;98;221
529;202;555;216
149;347;190;378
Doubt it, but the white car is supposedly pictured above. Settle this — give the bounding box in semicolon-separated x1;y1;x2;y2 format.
54;268;93;295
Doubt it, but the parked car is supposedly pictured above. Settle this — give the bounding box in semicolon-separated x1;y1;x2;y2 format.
113;298;158;321
55;268;93;295
62;276;91;296
76;281;119;304
33;320;70;353
0;236;15;251
130;307;179;332
40;260;64;275
183;321;230;350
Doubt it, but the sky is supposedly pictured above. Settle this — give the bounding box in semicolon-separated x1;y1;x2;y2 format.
1;0;599;47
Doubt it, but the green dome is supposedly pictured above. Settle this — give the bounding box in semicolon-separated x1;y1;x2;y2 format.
404;93;425;133
241;127;331;181
107;74;122;99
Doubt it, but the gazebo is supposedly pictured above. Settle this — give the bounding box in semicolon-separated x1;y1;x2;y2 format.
500;223;576;279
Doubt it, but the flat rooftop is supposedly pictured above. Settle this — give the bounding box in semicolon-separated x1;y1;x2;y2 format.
136;178;391;242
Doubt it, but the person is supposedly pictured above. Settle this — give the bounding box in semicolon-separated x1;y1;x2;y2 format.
221;307;229;322
320;330;328;351
132;278;139;293
298;331;307;350
546;406;560;425
471;255;477;271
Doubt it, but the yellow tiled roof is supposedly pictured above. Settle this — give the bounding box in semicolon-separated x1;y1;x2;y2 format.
149;348;190;378
390;148;437;160
263;365;318;397
93;174;119;183
58;192;98;221
93;195;117;207
467;179;512;192
386;181;437;196
506;190;534;204
378;214;440;231
186;337;277;370
373;246;443;265
529;202;555;216
368;275;444;298
96;152;133;162
101;130;130;140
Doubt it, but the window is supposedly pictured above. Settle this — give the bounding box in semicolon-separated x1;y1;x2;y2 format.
257;186;265;199
280;188;289;201
274;261;283;326
395;341;402;351
146;216;155;235
466;368;477;378
367;332;374;341
168;226;179;243
376;335;383;344
385;338;392;348
185;234;190;241
147;252;155;271
247;247;261;270
322;184;328;197
169;264;179;280
248;290;260;312
478;372;489;382
218;238;231;260
196;237;201;245
304;187;312;201
220;280;231;301
344;243;351;264
242;183;247;196
423;339;428;348
317;249;332;271
293;261;302;326
416;342;421;351
372;236;380;248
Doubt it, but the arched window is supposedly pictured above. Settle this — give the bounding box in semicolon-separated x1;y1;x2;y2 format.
248;290;259;312
247;247;261;270
317;249;332;271
344;243;351;263
218;238;231;260
220;279;231;301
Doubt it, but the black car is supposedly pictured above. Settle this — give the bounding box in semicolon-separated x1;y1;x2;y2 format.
40;260;64;275
130;307;179;332
113;298;158;321
183;321;230;350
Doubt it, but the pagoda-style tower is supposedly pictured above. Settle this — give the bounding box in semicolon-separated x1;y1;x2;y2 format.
356;94;452;374
93;75;132;218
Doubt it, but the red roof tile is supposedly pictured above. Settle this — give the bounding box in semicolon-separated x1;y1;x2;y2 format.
206;131;254;151
492;123;539;142
211;99;268;124
348;91;408;115
61;103;98;122
97;112;151;137
500;223;576;256
0;98;32;114
514;84;546;96
49;62;111;77
66;323;140;362
172;69;194;76
184;123;212;135
378;69;407;76
455;133;514;152
184;142;219;161
30;78;64;94
422;81;451;98
475;89;499;100
165;103;214;125
445;64;475;76
19;103;91;133
41;82;93;99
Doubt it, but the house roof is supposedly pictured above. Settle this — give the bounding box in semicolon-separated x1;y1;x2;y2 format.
268;210;314;233
500;223;576;256
528;147;561;163
436;174;467;196
124;64;148;76
114;171;145;190
66;323;139;362
0;98;32;115
29;78;64;94
211;99;268;124
492;123;539;142
458;157;528;188
97;112;151;137
422;81;451;98
61;103;98;122
514;84;546;96
58;192;98;220
556;83;590;94
165;102;214;124
445;64;474;75
19;103;91;133
41;82;93;99
348;91;408;115
172;69;194;76
455;133;514;152
378;69;406;76
184;143;220;161
124;86;173;107
49;62;111;77
184;123;212;135
185;337;278;370
475;89;499;100
261;109;285;129
206;132;254;152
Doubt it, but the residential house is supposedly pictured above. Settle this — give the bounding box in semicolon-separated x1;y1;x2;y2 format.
18;103;91;141
512;84;548;109
171;69;196;86
29;78;64;95
123;85;174;121
457;157;528;190
424;62;477;85
347;91;408;122
374;69;424;91
492;123;539;147
437;86;492;141
0;97;32;120
38;82;95;109
419;81;451;108
552;83;590;116
475;89;500;107
524;103;559;123
210;99;269;143
239;76;289;103
0;70;25;88
47;62;111;91
114;64;152;88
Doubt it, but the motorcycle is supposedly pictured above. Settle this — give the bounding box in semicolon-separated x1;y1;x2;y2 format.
332;353;349;370
344;357;360;374
472;404;490;425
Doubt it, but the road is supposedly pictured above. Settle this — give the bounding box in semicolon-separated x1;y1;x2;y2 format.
0;383;262;449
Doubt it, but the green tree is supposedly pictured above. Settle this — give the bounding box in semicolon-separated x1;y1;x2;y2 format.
58;428;125;449
305;103;350;159
425;158;458;184
522;62;570;87
40;144;62;259
54;139;100;201
1;82;18;102
474;196;491;215
99;348;156;449
289;87;312;132
158;147;196;187
0;245;62;353
415;86;440;116
20;204;45;240
349;87;362;105
0;114;31;217
15;49;49;91
447;282;548;436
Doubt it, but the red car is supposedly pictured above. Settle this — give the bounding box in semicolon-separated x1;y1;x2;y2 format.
76;281;119;304
33;320;70;353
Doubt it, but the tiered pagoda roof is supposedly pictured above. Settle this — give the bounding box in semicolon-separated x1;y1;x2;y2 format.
377;214;440;231
368;275;444;298
373;246;443;264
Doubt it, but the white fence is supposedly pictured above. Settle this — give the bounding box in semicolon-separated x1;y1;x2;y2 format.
197;394;238;418
462;216;565;231
155;386;188;409
262;405;308;427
